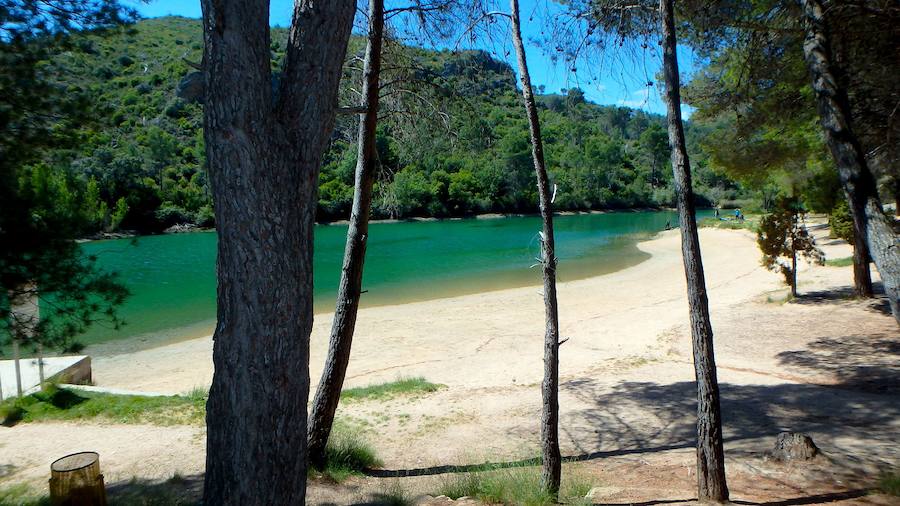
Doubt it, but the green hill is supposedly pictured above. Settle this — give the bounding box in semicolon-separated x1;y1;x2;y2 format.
39;16;741;233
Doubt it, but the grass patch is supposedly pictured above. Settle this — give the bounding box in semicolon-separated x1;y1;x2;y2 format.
879;471;900;496
310;421;383;482
370;481;413;506
340;377;444;402
437;462;593;506
825;256;854;267
699;216;758;232
0;484;49;506
0;385;206;427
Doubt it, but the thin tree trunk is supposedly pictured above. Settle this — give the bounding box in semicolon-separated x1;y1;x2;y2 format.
200;0;355;504
509;0;561;496
799;0;900;322
659;0;730;501
307;0;384;470
791;247;798;298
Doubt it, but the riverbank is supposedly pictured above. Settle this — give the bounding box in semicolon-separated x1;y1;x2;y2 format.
3;226;898;504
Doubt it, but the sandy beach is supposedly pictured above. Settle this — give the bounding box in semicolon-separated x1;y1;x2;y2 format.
2;225;898;504
90;227;774;394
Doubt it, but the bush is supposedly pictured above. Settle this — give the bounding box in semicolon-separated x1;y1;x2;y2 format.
155;205;192;228
828;200;854;242
194;204;215;228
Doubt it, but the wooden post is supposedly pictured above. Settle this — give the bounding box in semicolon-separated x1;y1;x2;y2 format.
38;343;45;384
49;452;107;506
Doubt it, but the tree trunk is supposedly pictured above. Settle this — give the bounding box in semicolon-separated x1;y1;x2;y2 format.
894;177;899;217
851;230;873;298
200;1;355;504
659;0;730;501
509;0;561;496
307;0;384;470
791;247;798;298
799;0;900;323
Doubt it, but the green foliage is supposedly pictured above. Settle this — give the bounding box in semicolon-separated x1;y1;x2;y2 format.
828;200;854;243
2;163;129;353
12;17;742;232
757;197;825;292
879;471;900;496
1;0;132;354
437;462;593;506
311;421;383;482
0;385;205;426
340;377;444;402
825;256;853;267
0;484;50;506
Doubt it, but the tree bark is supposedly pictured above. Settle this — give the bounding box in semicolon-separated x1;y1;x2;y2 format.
799;0;900;322
509;0;561;496
851;229;873;298
307;0;385;470
659;0;730;501
199;1;355;504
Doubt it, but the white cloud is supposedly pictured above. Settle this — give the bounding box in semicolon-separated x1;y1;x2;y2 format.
617;88;653;108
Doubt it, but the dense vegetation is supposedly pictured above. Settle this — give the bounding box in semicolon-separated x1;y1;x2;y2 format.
27;16;742;234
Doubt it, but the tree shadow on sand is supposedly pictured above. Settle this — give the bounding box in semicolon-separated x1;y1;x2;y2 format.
791;282;892;317
104;473;204;505
590;489;871;506
776;332;899;394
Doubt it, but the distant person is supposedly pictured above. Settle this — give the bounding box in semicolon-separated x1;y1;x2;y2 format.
715;208;720;219
734;208;741;220
665;220;671;230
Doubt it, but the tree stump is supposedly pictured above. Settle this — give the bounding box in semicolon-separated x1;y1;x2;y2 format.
772;432;819;461
49;452;107;506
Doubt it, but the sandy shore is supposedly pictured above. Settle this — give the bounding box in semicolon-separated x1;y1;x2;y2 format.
4;225;898;504
91;227;774;394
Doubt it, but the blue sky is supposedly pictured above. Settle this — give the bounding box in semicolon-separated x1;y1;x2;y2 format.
128;0;697;116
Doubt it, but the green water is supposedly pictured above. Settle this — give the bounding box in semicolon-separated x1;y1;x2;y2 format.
80;210;709;352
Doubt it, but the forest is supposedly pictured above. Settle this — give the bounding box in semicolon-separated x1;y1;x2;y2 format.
17;16;744;234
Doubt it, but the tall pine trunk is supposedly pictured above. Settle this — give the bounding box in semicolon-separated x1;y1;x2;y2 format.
200;0;355;503
659;0;730;501
799;0;900;322
851;230;873;298
307;0;385;469
509;0;561;496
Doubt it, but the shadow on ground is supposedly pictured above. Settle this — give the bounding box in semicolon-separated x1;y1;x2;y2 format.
792;282;892;317
105;473;204;505
371;335;899;480
590;489;871;506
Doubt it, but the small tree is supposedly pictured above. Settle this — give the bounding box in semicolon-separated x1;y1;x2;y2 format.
758;197;824;297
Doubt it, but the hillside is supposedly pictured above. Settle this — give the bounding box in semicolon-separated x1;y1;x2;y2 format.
38;16;741;233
